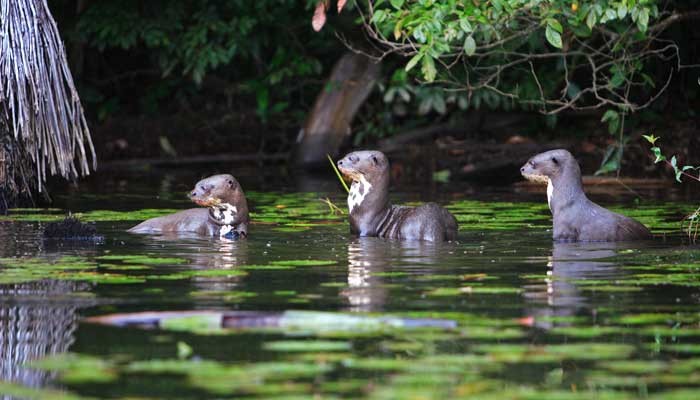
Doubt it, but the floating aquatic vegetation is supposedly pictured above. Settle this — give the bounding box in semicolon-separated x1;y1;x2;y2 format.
472;343;636;362
0;381;86;400
426;286;523;296
29;353;117;384
97;254;188;265
4;190;700;400
270;259;337;267
549;326;631;339
263;340;352;352
0;256;144;285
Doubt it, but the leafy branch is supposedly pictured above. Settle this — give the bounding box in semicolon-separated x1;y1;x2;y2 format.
349;0;695;115
643;134;700;183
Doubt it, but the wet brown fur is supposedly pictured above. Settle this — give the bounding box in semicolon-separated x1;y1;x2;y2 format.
521;149;651;242
338;150;458;242
128;174;249;237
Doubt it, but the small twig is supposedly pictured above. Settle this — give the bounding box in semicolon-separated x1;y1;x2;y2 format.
319;197;345;215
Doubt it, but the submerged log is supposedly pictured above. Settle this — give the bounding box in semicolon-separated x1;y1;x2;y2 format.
85;310;457;332
294;52;380;167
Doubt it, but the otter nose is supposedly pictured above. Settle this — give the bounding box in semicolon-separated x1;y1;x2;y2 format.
189;190;197;198
337;159;344;167
520;167;525;173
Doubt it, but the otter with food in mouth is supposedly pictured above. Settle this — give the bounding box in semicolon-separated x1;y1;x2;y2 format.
128;174;249;239
337;150;458;242
521;149;651;242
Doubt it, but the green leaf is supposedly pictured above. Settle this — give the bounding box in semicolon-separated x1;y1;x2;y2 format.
421;55;437;82
642;134;659;145
586;9;597;30
617;4;628;19
637;8;649;32
547;18;563;33
405;52;423;72
601;109;619;122
683;166;697;171
177;341;193;359
671;155;678;168
651;147;666;163
371;10;387;24
675;170;683;183
464;35;476;56
595;144;622;175
389;0;404;9
610;71;625;88
601;109;620;134
459;18;473;33
641;73;656;88
545;25;562;49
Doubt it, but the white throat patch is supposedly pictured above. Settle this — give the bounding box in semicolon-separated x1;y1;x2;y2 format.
546;179;553;210
348;175;372;213
219;224;234;238
211;203;238;224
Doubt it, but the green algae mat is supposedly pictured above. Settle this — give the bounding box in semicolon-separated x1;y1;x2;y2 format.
2;191;700;399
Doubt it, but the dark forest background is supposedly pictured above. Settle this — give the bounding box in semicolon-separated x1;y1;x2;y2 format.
46;0;700;177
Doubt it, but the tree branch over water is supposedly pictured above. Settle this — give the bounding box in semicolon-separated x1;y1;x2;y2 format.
353;0;697;115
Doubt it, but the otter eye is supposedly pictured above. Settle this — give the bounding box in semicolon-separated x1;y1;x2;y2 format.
551;157;558;164
529;161;536;167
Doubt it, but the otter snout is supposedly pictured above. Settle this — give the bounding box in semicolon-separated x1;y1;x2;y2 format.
337;156;355;177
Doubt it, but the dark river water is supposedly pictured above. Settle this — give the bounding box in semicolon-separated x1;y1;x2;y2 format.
1;164;699;399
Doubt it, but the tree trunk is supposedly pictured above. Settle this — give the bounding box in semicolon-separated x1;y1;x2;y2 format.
294;52;380;167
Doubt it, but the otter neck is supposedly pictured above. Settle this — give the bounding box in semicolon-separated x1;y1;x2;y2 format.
207;190;249;225
348;172;390;235
548;162;586;217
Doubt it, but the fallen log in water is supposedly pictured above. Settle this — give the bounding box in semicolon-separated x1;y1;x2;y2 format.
85;310;457;333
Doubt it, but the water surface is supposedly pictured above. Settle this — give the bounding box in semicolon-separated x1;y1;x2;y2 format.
1;169;699;399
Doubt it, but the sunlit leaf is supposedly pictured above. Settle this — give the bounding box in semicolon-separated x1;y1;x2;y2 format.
405;53;423;72
464;35;476;56
421;55;437;82
545;25;562;48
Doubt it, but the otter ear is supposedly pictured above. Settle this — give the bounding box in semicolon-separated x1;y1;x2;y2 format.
371;155;380;165
227;179;234;188
551;157;559;165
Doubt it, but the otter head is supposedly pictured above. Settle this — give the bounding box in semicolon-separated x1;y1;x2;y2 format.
337;150;389;214
520;149;578;183
189;174;243;208
521;149;582;210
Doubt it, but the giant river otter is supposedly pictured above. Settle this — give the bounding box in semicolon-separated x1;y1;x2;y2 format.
521;149;651;242
337;150;458;242
128;174;249;239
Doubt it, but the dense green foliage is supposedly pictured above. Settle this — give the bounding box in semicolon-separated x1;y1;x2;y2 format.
45;0;698;165
358;0;699;173
54;0;340;122
362;0;688;112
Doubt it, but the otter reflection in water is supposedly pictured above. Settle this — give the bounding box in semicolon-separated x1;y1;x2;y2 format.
523;241;638;330
343;237;443;311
